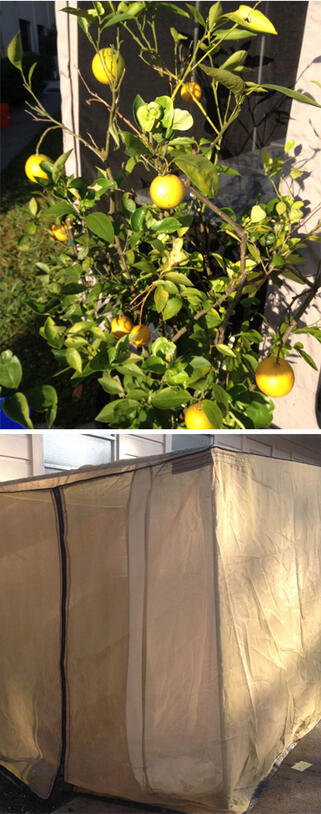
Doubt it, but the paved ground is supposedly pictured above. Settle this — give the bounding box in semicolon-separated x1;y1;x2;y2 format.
0;82;61;171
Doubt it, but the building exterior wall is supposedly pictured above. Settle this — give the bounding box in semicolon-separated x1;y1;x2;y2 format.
0;1;55;55
0;432;320;482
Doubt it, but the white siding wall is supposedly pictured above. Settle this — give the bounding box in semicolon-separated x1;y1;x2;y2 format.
0;435;43;481
0;433;320;483
212;434;321;466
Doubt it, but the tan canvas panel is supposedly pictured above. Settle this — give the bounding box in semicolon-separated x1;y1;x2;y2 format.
0;489;62;797
213;449;321;812
0;448;320;812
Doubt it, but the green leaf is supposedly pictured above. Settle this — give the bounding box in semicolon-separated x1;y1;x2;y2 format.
52;150;73;183
132;94;146;127
131;207;146;232
214;27;257;40
211;383;230;415
282;269;306;285
85;212;115;244
150;337;176;361
189;356;211;383
231;388;274;428
170;27;188;44
200;65;245;95
28;197;38;217
44;201;75;218
223;7;277;35
7;32;22;70
216;164;241;177
202;400;223;429
172;108;194;131
121;192;136;214
89;348;110;371
2;393;33;429
28;62;37;85
215;344;236;357
293;326;321;344
95;400;117;424
120;130;151;157
174;153;219;197
285;138;295;154
250;204;266;223
26;385;57;411
0;350;22;389
165;271;193;286
66;348;83;373
294;343;318;370
261;147;272;173
154;286;169;313
116;361;144;377
152;217;182;234
151;387;191;410
208;2;223;30
260;84;321;108
160;2;189;18
98;373;124;395
143;356;166;374
221;50;247;71
162;297;183;320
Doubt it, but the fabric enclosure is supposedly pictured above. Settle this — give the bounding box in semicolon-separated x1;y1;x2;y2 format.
0;448;320;813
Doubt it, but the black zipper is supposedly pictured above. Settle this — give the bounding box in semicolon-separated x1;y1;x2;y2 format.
53;486;67;781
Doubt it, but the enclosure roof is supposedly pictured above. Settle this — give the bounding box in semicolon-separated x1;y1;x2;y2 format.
0;445;214;492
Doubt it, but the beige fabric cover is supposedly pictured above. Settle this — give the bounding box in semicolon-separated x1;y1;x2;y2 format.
0;448;320;813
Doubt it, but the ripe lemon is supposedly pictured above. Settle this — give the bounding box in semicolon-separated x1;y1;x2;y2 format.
150;175;185;209
255;356;294;397
111;315;133;338
180;81;202;104
130;324;151;347
50;224;68;242
185;402;216;429
25;153;51;183
92;48;125;84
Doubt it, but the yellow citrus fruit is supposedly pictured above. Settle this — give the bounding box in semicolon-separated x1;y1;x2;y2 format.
92;48;125;84
255;356;295;397
130;324;151;347
111;315;133;338
185;402;216;430
50;224;68;242
150;175;185;209
180;81;202;104
25;153;51;183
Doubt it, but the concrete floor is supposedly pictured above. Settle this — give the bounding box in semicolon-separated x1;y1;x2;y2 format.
53;722;321;814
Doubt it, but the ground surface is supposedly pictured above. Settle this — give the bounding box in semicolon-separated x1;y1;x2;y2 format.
0;722;320;814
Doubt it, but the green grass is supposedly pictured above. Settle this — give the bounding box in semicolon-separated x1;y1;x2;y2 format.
0;124;98;427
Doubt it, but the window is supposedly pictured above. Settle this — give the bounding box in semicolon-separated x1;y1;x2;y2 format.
19;19;31;52
37;24;46;53
43;433;116;473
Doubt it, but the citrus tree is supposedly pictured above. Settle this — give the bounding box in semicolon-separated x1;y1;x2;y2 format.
2;1;321;429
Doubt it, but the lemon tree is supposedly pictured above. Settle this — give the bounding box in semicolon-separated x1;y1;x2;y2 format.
4;2;321;429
